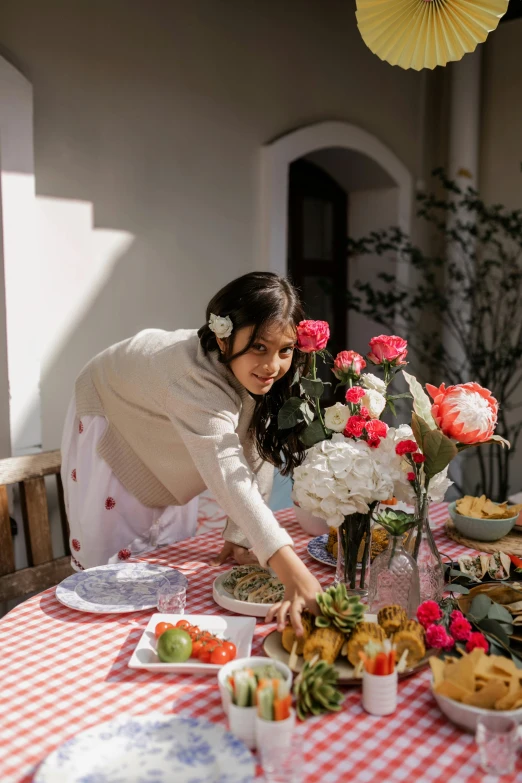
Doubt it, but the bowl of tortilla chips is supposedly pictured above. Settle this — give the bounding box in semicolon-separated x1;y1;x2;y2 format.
449;496;521;542
431;649;522;732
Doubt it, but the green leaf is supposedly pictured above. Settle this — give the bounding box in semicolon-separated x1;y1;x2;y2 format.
488;604;514;624
278;397;305;430
300;377;325;398
422;428;458;478
387;399;397;416
446;583;470;594
387;393;413;400
456;434;511;452
477;618;510;646
402;371;437;429
411;413;433;452
469;594;492;621
300;402;315;426
300;420;328;448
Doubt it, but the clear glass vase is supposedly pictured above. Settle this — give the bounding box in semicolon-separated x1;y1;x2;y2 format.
335;509;374;601
368;535;420;617
405;494;444;603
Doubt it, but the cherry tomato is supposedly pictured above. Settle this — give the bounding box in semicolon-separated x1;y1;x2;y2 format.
202;640;220;653
191;640;203;659
222;641;237;661
210;646;230;665
175;619;191;629
199;631;214;641
199;647;211;663
154;622;174;639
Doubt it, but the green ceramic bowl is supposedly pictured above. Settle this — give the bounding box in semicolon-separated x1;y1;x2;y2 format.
448;500;517;542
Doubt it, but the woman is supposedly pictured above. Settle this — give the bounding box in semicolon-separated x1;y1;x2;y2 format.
61;271;320;632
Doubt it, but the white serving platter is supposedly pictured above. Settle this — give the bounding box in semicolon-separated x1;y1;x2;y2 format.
212;570;280;617
128;613;256;674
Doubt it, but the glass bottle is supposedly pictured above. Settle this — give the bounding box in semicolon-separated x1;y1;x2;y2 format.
368;534;420;617
406;494;444;604
335;511;373;601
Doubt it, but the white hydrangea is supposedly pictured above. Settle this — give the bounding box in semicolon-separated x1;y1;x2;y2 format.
291;434;396;527
361;389;386;419
324;403;351;433
361;373;386;395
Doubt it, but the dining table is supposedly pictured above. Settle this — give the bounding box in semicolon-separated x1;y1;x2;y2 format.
1;501;521;782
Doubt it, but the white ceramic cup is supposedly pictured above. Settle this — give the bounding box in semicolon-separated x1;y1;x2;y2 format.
217;657;293;717
256;708;295;751
362;670;398;716
228;703;257;750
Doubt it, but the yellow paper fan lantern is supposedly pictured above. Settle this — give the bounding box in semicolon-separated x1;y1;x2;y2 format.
356;0;509;71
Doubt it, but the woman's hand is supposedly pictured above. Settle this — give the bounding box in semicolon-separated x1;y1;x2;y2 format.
264;545;322;635
210;540;259;566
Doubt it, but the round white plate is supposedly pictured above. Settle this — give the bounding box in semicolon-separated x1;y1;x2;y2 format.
55;563;188;613
34;713;255;783
212;571;277;618
307;534;336;568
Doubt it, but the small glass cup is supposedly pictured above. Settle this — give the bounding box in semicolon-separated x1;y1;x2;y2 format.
258;732;304;783
476;715;519;776
156;579;186;614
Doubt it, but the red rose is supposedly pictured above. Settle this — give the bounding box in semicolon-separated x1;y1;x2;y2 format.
465;632;489;653
345;386;366;404
367;335;408;366
395;439;418;456
333;350;366;379
449;615;472;642
412;453;426;464
365;419;388;438
296;320;330;353
343;415;366;438
407;472;416;481
417;600;442;628
426;382;498;445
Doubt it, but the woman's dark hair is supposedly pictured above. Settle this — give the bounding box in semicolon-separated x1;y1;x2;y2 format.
198;271;309;475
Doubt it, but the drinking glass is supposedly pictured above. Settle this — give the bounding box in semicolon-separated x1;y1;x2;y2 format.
476;715;519;776
156;579;186;613
258;733;304;783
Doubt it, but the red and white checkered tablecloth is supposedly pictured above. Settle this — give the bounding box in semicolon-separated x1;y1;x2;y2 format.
1;503;521;783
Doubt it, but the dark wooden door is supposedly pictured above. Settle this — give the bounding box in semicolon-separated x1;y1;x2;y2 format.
287;158;348;401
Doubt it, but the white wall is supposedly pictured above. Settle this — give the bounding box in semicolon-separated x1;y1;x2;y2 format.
0;0;424;451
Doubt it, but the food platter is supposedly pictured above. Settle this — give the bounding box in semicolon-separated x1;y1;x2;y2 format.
262;630;434;685
212;566;283;618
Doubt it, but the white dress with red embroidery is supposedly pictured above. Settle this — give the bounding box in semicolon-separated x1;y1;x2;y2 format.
61;398;199;571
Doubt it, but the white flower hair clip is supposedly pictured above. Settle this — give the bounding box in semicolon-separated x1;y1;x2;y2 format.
208;313;233;339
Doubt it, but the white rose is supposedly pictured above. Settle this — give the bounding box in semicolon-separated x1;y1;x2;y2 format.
324;403;351;433
208;313;233;338
361;373;386;395
361;389;386;419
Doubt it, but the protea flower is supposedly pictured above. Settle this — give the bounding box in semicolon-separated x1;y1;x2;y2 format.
426;382;498;445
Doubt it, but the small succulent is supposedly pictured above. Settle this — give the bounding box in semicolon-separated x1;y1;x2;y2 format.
293;658;344;720
315;583;365;634
375;508;417;538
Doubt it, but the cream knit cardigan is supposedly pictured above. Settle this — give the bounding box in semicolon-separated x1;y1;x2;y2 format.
74;328;293;567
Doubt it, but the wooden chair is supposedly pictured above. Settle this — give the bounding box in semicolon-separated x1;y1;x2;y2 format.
0;450;73;604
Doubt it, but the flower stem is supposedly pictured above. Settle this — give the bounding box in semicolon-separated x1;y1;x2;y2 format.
311;352;327;437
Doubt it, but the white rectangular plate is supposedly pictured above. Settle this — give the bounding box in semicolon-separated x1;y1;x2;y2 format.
128;613;256;674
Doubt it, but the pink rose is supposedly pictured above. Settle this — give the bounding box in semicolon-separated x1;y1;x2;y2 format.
417;600;442;629
426;624;453;650
367;335;408;366
449;616;472;642
365;419;388;438
395;440;418;456
333;350;366;379
345;386;366;404
296;320;330;353
426;382;498;445
343;415;366;438
465;632;489;653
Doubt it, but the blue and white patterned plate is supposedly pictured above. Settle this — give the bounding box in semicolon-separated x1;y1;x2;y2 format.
55;563;188;613
34;713;255;783
307;534;336;568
